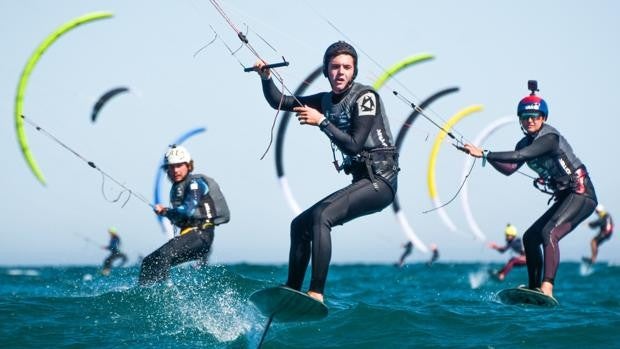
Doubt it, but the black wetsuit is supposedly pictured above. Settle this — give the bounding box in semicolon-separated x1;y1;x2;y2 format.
102;235;127;270
590;213;614;245
139;174;229;286
262;79;399;294
427;248;439;266
486;123;597;288
398;241;414;266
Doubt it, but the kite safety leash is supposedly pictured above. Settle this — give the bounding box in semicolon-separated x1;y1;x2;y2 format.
21;115;154;209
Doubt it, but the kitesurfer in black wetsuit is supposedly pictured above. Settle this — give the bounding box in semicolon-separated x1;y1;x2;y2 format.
426;243;439;267
488;223;526;281
253;41;399;302
462;81;597;298
138;145;230;286
396;241;414;267
583;204;613;265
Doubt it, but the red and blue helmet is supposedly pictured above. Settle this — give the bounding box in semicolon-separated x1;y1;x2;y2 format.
517;94;548;119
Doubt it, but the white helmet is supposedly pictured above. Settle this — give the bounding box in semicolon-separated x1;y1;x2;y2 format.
595;204;605;213
163;145;191;167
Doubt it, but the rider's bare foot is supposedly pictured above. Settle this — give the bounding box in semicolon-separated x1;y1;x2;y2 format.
540;281;554;297
307;291;324;303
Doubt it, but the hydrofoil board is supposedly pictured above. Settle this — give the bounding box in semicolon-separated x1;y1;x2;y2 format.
250;286;328;322
497;286;559;307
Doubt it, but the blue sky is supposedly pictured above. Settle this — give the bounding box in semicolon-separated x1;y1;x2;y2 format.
1;0;618;265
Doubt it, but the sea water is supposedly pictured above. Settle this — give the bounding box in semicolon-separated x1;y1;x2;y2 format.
1;262;618;348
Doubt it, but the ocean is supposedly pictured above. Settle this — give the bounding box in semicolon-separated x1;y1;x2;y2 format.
1;262;618;348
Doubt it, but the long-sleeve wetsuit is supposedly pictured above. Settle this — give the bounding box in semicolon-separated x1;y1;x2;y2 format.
139;174;229;285
496;237;525;255
427;249;439;266
486;123;597;288
495;237;526;276
262;78;399;294
589;213;614;245
398;241;414;266
102;235;127;270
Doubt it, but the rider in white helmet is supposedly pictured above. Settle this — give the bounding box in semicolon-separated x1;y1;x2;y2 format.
138;145;230;285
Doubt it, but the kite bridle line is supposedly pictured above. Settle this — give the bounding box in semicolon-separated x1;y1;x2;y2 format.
193;27;218;58
208;0;305;158
21;115;153;209
208;0;300;103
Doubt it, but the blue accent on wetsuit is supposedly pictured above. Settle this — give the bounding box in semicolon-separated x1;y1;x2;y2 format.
107;236;121;253
103;235;127;270
165;175;210;227
139;173;229;286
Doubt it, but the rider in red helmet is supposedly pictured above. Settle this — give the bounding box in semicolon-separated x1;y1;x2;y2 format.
461;81;597;298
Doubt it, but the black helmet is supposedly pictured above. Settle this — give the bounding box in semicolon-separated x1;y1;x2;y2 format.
322;41;358;79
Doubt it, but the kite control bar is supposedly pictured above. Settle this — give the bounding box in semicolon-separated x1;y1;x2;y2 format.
243;60;289;72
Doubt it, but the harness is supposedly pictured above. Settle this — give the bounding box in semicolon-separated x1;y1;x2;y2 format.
344;146;399;191
533;166;589;204
322;82;397;185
